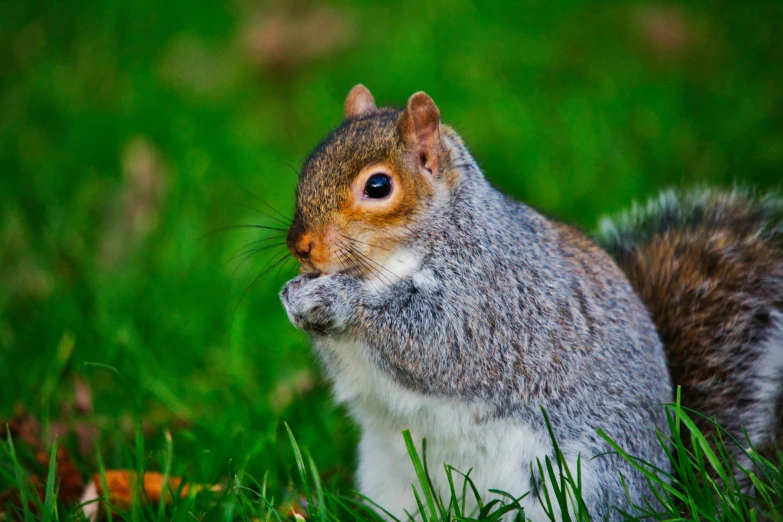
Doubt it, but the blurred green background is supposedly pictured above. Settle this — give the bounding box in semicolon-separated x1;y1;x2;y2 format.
1;0;782;513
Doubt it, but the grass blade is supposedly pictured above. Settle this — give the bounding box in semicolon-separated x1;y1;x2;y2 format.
402;430;438;521
305;449;327;522
96;447;114;522
6;425;37;521
284;423;314;515
157;429;173;521
42;439;58;522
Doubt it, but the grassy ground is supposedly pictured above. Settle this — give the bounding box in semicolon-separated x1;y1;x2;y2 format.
1;0;782;520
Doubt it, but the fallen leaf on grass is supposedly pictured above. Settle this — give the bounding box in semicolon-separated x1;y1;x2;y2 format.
1;410;84;515
0;474;44;516
37;446;84;504
80;470;222;521
5;408;42;447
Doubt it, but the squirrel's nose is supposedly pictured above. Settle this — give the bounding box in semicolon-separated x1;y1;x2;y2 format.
295;239;314;260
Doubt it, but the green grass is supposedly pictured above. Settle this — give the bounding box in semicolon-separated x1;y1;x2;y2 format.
1;0;782;520
4;399;780;520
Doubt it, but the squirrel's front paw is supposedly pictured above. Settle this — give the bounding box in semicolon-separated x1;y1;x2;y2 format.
280;273;359;335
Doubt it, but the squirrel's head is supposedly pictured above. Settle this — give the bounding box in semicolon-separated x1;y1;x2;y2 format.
287;85;457;276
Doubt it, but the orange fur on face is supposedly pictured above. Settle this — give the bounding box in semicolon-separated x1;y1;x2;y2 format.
290;160;427;275
291;231;330;272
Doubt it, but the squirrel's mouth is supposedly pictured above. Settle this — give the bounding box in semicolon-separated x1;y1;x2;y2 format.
297;261;364;279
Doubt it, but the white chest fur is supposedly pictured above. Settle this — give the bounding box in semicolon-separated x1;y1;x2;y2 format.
316;336;596;520
361;247;426;292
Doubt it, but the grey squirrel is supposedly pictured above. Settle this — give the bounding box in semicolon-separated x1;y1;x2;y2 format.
279;84;783;519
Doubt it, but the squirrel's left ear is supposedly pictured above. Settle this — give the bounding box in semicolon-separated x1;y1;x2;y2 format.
344;84;376;119
398;92;441;177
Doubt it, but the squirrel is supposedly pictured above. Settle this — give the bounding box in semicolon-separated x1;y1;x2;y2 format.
279;84;783;520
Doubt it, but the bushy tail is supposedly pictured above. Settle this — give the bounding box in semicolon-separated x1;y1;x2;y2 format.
598;189;783;458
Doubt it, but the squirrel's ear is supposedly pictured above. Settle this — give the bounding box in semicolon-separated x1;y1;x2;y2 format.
344;84;376;119
398;91;441;176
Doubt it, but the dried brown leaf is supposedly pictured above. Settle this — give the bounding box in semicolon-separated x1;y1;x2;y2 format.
6;407;42;447
0;411;85;511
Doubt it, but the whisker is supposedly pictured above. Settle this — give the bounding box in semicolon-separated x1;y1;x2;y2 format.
337;241;391;288
237;203;291;227
336;248;364;279
275;256;298;286
234;234;288;252
238;185;293;225
341;235;391;252
334;249;352;275
283;160;301;178
204;224;289;237
227;234;287;275
338;241;384;279
231;244;288;278
243;249;290;289
362;253;401;280
238;250;292;307
227;242;288;265
349;251;388;286
337;248;380;293
344;242;400;282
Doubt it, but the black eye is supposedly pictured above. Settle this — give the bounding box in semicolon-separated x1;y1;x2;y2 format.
364;173;392;199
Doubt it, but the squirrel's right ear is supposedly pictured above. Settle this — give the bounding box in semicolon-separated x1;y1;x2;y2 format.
398;92;441;177
344;84;376;119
